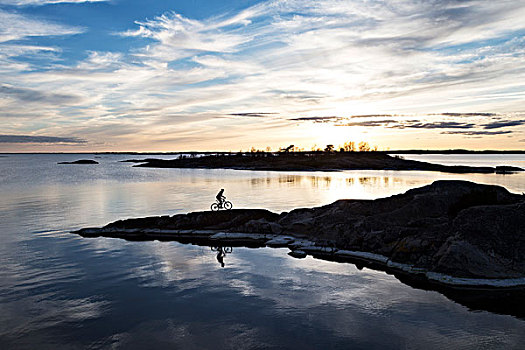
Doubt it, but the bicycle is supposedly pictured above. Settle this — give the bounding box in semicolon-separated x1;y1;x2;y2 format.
211;199;233;211
210;246;233;254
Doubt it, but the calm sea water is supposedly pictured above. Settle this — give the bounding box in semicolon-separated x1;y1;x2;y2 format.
1;153;524;349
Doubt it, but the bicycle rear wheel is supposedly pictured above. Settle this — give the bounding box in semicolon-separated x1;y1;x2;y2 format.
211;203;219;211
224;201;233;210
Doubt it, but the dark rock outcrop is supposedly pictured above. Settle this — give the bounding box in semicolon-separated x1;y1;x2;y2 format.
269;181;523;278
74;180;525;285
58;159;99;164
106;209;279;231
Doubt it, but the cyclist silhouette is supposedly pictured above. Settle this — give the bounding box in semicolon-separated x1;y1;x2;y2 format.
211;189;232;211
216;189;225;205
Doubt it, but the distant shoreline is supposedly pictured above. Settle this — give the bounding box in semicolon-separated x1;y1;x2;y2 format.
1;150;525;155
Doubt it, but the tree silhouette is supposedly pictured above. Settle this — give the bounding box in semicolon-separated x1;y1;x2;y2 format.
343;141;356;152
358;141;371;152
280;144;294;153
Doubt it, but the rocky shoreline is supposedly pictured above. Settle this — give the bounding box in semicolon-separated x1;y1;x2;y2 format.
123;152;523;173
74;180;525;290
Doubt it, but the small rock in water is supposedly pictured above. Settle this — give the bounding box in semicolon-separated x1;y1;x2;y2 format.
58;159;99;165
288;250;307;259
266;236;295;247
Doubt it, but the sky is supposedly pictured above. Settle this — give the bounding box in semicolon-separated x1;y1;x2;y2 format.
0;0;524;152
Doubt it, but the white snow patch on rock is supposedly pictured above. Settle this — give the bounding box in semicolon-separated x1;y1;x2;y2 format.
336;250;390;264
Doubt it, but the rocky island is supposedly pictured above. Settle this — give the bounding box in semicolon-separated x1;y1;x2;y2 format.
74;181;524;289
124;152;523;173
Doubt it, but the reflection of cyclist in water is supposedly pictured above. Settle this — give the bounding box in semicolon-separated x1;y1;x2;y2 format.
216;189;225;206
216;248;225;267
211;246;232;268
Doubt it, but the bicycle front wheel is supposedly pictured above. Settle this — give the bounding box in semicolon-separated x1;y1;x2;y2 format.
211;203;219;211
224;201;233;210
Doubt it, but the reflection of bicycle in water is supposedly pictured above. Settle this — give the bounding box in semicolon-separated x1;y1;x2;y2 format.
211;246;233;267
211;198;233;211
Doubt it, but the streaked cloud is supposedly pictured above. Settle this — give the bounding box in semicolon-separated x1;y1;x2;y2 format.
228;113;279;118
120;10;256;60
0;9;83;43
1;84;81;104
291;116;342;122
290;112;525;139
441;130;512;136
335;120;398;127
0;0;106;5
0;134;87;143
291;115;397;122
390;121;476;129
482;120;525;129
438;113;498;118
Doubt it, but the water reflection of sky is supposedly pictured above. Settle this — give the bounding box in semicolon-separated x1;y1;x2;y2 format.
242;170;524;212
1;154;525;348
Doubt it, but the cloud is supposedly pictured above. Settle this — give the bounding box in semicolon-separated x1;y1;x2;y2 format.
0;0;106;5
120;11;255;60
1;84;81;104
290;115;397;122
115;0;525;114
481;119;525;129
0;9;83;43
287;112;525;141
390;121;476;129
290;115;495;130
438;112;498;117
0;134;87;143
227;112;278;118
441;130;512;136
332;120;478;129
350;114;396;118
290;116;342;122
335;119;398;127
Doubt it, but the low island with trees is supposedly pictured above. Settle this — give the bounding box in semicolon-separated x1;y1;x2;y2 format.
123;143;523;174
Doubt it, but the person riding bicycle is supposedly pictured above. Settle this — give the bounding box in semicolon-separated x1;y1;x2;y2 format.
216;189;225;206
